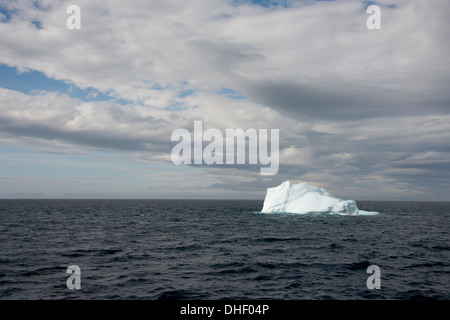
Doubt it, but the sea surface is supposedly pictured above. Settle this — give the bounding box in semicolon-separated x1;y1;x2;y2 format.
0;200;448;300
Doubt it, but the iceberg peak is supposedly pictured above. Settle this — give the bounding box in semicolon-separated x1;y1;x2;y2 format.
261;181;377;215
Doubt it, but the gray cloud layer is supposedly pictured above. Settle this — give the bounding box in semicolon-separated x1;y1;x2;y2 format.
0;0;449;200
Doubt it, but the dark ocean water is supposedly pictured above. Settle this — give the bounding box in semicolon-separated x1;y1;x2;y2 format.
0;200;448;300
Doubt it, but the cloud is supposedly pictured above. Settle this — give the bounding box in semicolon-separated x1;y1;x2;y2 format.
1;0;447;109
0;0;449;199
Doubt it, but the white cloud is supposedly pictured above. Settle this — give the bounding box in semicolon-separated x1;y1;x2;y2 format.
0;0;449;199
1;0;448;109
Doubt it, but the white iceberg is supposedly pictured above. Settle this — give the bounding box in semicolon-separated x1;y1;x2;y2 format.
261;181;378;215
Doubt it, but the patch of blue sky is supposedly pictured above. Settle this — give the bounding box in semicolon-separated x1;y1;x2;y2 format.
232;0;342;8
233;0;292;8
176;87;246;100
0;64;133;104
0;147;104;179
363;1;396;8
0;144;168;185
32;0;51;11
217;87;247;100
0;6;13;22
363;1;396;11
363;0;377;7
0;1;49;19
179;89;194;98
31;20;43;29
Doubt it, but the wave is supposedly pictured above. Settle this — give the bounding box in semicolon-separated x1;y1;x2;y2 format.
255;210;380;216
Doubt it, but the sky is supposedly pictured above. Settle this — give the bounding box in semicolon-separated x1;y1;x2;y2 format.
0;0;449;200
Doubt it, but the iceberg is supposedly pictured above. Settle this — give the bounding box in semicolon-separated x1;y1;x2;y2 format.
261;181;378;215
